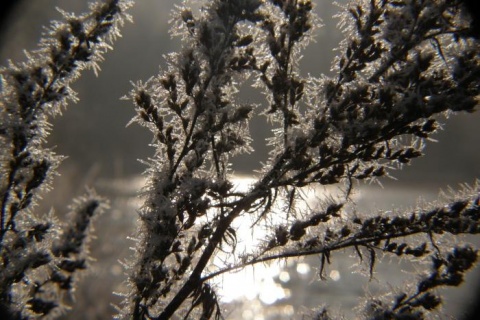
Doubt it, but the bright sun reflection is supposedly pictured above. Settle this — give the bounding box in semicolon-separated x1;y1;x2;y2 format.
119;174;339;310
329;269;341;281
208;175;293;304
296;263;311;275
210;175;328;306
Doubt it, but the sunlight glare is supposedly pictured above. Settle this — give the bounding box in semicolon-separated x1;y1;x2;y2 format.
296;263;311;275
213;175;292;304
213;175;336;306
329;269;341;281
278;271;290;283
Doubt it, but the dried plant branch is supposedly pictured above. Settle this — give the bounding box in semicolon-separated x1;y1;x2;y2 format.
0;0;132;318
1;0;479;319
123;0;480;318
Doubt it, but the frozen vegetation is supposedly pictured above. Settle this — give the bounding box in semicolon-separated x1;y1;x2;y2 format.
1;0;480;319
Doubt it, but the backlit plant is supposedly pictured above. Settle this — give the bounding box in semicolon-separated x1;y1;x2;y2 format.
1;0;479;319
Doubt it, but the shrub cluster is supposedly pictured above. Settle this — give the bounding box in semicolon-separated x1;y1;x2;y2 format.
1;0;479;319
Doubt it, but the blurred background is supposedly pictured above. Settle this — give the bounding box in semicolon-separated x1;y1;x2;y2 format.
1;1;479;319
